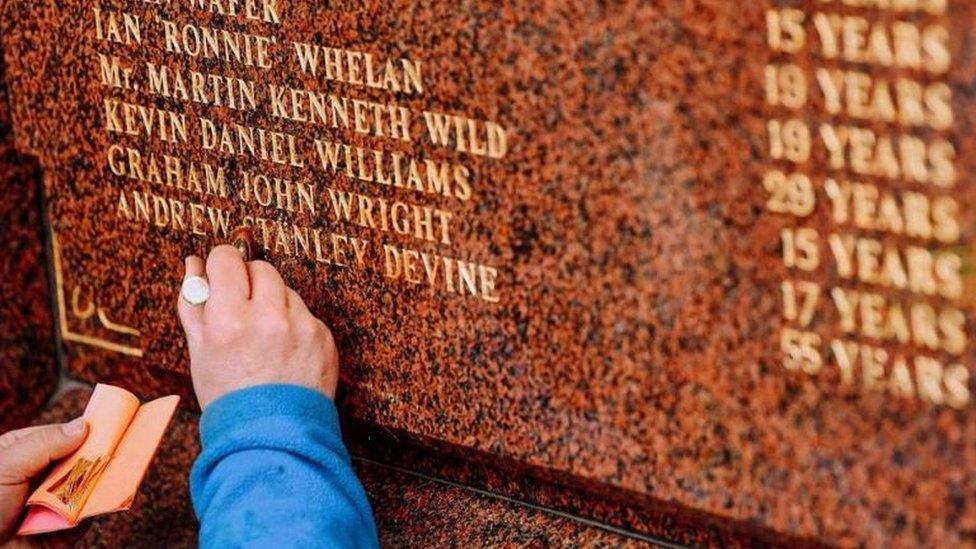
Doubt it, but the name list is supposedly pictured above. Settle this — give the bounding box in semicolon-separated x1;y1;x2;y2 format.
91;0;506;303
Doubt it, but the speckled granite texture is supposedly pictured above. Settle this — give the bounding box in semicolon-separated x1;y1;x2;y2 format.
344;419;806;547
0;45;56;432
2;0;975;546
36;388;660;548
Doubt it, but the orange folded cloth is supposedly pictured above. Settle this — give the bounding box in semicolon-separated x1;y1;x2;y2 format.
17;384;179;535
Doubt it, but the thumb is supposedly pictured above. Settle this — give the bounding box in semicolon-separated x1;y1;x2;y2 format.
0;419;88;484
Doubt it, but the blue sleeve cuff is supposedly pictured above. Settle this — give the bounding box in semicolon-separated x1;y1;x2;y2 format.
200;384;341;449
191;384;378;548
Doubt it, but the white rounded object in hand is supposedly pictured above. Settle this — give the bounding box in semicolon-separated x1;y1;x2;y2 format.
181;276;210;306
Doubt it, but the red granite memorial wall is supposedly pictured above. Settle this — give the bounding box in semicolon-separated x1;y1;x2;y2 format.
2;0;976;546
0;50;57;432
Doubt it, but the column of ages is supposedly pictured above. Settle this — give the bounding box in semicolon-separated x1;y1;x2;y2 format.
764;1;970;408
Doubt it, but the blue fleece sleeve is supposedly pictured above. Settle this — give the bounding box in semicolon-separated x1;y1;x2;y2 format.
190;384;379;549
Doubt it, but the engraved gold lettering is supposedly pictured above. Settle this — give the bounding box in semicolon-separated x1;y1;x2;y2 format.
146;62;257;111
103;99;188;144
106;144;228;197
97;53;134;90
423;111;508;158
824;179;959;243
815;68;952;130
782;228;820;271
292;42;423;95
325;188;454;245
820;124;955;186
200;118;303;167
382;244;500;302
239;171;316;215
781;328;823;374
186;0;282;24
812;13;950;74
314;140;472;201
116;190;231;237
830;339;969;407
766;9;806;53
159;17;276;69
828;233;962;299
93;8;141;45
830;288;967;354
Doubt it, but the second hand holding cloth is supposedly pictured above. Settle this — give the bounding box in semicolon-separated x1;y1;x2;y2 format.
18;385;179;535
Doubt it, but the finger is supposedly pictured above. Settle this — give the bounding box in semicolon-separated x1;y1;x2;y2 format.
206;245;250;307
0;419;87;484
247;261;288;308
287;288;310;315
177;256;205;340
0;425;48;449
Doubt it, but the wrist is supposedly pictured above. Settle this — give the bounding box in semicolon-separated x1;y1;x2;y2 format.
199;384;340;450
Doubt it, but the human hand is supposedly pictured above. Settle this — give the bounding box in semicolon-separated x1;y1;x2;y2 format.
0;419;88;547
177;246;340;409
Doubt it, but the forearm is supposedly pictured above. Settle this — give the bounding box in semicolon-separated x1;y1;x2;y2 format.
190;384;378;549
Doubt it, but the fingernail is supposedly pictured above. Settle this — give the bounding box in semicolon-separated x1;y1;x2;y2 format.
63;417;88;437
